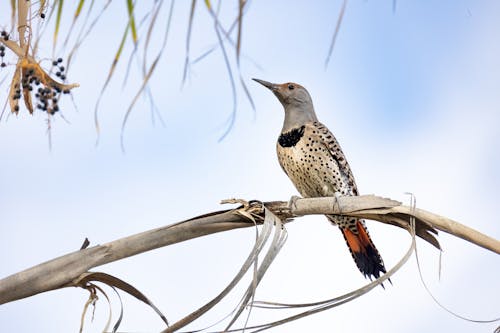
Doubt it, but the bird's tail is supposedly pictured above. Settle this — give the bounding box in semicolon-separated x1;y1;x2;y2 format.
333;218;388;281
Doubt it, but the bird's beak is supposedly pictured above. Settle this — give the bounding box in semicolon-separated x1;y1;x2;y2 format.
252;78;278;91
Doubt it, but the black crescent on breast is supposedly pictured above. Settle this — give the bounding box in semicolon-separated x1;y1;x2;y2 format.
278;125;305;147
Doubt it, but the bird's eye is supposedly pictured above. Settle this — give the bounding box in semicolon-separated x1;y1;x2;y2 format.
288;84;295;90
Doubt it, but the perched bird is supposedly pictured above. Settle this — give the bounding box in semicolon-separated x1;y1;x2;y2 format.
253;78;388;280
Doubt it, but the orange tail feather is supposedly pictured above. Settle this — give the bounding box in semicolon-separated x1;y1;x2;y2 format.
341;221;388;282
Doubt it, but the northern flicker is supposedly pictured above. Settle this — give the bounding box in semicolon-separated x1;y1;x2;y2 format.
253;78;387;280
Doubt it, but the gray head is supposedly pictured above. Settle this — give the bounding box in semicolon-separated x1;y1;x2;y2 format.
253;78;318;132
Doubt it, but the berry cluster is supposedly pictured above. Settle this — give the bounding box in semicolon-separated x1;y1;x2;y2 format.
35;85;60;114
0;44;5;68
1;28;73;115
0;29;7;68
11;83;21;112
12;58;71;115
52;58;66;81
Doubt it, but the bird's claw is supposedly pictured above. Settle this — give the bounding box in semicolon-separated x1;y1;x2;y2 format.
333;192;343;213
287;195;302;212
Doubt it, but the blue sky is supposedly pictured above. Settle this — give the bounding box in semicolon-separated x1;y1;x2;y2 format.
0;1;499;332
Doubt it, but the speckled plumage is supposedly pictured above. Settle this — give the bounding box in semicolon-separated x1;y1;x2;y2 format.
253;78;388;280
277;121;360;232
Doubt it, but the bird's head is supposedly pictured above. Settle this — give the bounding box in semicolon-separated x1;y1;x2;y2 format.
253;78;318;130
252;78;312;108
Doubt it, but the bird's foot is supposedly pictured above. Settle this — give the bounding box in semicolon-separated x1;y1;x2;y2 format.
287;195;302;212
333;192;343;213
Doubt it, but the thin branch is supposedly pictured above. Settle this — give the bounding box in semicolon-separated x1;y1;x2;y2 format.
182;0;197;86
0;39;33;59
324;0;347;68
17;0;28;51
0;195;498;306
0;204;260;305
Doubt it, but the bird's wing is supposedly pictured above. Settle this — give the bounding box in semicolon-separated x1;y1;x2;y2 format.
310;122;359;195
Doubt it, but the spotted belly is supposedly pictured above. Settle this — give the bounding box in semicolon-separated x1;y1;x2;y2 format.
276;138;353;199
